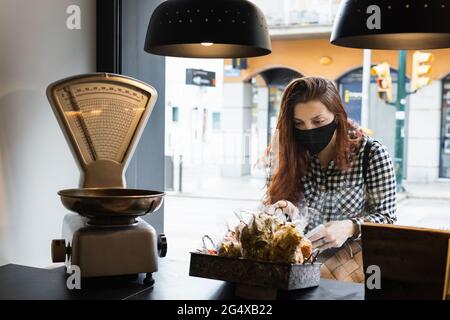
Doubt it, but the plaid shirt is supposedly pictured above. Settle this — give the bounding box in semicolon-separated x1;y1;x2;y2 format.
302;135;397;233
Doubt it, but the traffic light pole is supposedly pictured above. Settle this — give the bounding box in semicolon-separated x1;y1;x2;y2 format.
395;50;407;192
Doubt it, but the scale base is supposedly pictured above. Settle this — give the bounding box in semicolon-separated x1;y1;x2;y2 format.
54;213;159;281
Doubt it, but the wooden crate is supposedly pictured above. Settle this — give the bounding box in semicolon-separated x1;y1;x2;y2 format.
189;252;321;299
362;223;450;300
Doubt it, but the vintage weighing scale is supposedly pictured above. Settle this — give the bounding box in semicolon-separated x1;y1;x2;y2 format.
47;73;167;285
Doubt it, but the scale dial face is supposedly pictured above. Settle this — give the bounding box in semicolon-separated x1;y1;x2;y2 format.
47;73;158;188
54;81;151;164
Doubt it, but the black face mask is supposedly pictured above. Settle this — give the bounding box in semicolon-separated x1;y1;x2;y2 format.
295;120;337;155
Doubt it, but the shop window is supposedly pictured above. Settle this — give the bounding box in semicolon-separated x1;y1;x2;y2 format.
212;112;221;130
439;74;450;178
172;106;179;122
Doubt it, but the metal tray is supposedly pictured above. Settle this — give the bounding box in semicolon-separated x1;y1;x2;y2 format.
189;252;321;291
58;188;164;218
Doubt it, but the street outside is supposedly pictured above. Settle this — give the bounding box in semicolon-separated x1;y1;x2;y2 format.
164;166;450;261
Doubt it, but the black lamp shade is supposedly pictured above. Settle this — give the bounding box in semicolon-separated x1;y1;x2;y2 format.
331;0;450;50
144;0;272;58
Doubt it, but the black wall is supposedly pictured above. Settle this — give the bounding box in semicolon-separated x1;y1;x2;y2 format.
97;0;166;233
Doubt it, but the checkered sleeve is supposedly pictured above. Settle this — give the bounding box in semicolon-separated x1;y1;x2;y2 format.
363;141;397;224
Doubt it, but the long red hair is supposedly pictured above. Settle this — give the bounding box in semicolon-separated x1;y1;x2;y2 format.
265;76;363;205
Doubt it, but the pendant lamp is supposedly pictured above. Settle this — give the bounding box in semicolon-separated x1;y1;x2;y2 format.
331;0;450;49
144;0;272;58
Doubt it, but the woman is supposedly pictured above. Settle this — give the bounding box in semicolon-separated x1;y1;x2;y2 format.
264;76;397;253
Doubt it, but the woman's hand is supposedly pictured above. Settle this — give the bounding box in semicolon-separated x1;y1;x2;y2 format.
307;220;355;251
269;200;300;222
273;200;298;214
